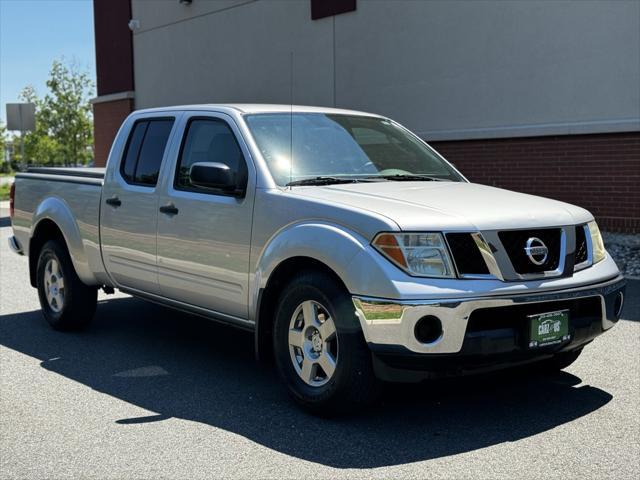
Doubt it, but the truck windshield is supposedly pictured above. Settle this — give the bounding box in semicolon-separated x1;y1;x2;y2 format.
244;113;464;186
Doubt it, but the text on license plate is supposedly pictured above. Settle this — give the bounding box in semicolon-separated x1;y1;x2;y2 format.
528;309;570;348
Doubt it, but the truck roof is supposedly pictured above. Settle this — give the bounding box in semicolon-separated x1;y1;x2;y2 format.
132;104;384;117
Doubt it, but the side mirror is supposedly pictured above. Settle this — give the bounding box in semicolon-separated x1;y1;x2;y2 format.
189;162;240;194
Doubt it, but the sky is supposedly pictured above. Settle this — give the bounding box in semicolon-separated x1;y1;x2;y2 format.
0;0;96;124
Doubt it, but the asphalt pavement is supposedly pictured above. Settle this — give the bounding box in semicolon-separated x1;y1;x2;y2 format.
1;205;638;479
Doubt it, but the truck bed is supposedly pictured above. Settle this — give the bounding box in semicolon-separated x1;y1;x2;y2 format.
12;167;107;286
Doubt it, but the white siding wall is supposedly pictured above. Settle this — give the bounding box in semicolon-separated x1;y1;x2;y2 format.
131;0;640;140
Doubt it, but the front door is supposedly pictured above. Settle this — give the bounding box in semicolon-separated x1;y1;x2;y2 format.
155;113;255;319
100;116;177;294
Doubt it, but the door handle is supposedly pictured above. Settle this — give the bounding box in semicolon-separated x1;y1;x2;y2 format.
105;196;121;207
159;203;179;215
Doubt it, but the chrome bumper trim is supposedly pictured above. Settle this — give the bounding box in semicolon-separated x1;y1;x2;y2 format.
8;235;23;255
353;275;625;354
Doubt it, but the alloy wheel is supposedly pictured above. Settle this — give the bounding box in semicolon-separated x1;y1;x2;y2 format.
288;300;339;387
43;258;65;313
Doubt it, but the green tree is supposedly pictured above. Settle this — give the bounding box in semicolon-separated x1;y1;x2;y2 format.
0;123;10;173
0;123;6;163
18;85;61;167
19;59;94;166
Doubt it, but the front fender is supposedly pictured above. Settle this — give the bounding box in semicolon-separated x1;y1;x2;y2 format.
31;197;98;285
249;221;404;318
251;221;375;318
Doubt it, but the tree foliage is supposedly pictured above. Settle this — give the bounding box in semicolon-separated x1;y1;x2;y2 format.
0;123;10;173
16;59;94;166
0;123;6;162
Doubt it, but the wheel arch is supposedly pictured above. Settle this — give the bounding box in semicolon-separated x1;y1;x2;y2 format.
29;197;96;287
254;255;350;363
29;219;66;287
251;221;385;362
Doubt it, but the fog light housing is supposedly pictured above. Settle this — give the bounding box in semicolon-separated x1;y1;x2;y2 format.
414;315;443;344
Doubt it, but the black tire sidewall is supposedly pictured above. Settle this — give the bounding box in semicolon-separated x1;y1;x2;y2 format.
36;239;96;330
37;242;69;327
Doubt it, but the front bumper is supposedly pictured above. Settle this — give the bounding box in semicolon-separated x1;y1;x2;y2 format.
353;275;626;377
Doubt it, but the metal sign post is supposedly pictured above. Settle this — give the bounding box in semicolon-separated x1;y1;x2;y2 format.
6;103;36;168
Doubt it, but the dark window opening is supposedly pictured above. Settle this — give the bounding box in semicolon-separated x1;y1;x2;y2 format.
311;0;356;20
121;121;147;183
175;118;247;195
120;118;174;187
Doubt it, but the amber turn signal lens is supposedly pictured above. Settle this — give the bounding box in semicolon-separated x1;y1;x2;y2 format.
373;233;408;268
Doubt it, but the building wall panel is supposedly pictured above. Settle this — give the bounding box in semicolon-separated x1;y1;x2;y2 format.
132;0;334;109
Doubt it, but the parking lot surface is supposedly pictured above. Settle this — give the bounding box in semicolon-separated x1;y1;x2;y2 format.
1;206;639;479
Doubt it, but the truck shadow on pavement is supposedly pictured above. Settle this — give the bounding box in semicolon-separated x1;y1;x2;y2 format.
0;296;613;469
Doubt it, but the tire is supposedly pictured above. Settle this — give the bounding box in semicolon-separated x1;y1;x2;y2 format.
36;239;97;331
273;270;380;414
533;348;583;373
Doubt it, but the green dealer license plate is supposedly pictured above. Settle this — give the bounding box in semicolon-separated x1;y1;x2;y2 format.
528;309;570;348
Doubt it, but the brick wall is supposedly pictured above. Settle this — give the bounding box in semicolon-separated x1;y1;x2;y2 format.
92;98;133;168
93;0;133;95
431;132;640;233
92;0;134;168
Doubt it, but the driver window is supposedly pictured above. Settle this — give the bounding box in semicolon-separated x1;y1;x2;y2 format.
175;118;247;194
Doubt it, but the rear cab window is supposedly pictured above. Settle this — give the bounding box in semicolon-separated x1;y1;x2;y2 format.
120;118;175;186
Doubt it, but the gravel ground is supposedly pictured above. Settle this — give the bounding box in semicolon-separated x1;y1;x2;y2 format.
603;232;640;279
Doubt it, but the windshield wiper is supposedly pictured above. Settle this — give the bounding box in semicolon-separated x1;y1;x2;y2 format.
286;176;365;187
363;174;445;182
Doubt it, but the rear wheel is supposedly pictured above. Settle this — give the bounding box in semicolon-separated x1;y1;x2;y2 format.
273;270;380;414
36;239;97;330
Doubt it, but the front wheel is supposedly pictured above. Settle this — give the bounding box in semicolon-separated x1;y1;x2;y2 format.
36;239;97;331
273;270;380;414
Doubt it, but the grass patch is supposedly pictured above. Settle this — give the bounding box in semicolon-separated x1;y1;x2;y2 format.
0;183;10;201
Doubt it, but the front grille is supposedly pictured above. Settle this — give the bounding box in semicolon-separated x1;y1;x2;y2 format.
446;233;490;275
575;225;588;265
498;228;562;274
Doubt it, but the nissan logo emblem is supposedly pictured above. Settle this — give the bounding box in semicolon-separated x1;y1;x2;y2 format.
524;237;549;265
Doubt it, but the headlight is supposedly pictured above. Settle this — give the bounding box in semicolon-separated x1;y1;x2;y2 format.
372;233;455;278
587;221;606;264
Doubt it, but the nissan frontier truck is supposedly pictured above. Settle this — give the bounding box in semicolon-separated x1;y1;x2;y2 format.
9;104;626;413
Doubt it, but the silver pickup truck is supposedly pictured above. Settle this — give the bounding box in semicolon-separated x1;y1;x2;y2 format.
9;104;626;413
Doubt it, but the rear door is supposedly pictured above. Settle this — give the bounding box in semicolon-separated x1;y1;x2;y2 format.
155;112;256;319
100;114;178;294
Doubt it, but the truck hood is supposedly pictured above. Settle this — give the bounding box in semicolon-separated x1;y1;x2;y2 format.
291;181;593;231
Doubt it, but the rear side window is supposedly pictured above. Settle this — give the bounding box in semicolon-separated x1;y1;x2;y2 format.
120;118;174;186
175;118;247;194
121;122;147;181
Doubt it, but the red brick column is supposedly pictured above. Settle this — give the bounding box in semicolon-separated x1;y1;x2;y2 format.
92;0;134;167
92;97;133;167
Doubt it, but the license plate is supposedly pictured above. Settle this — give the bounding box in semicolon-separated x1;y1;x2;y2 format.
528;309;570;348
